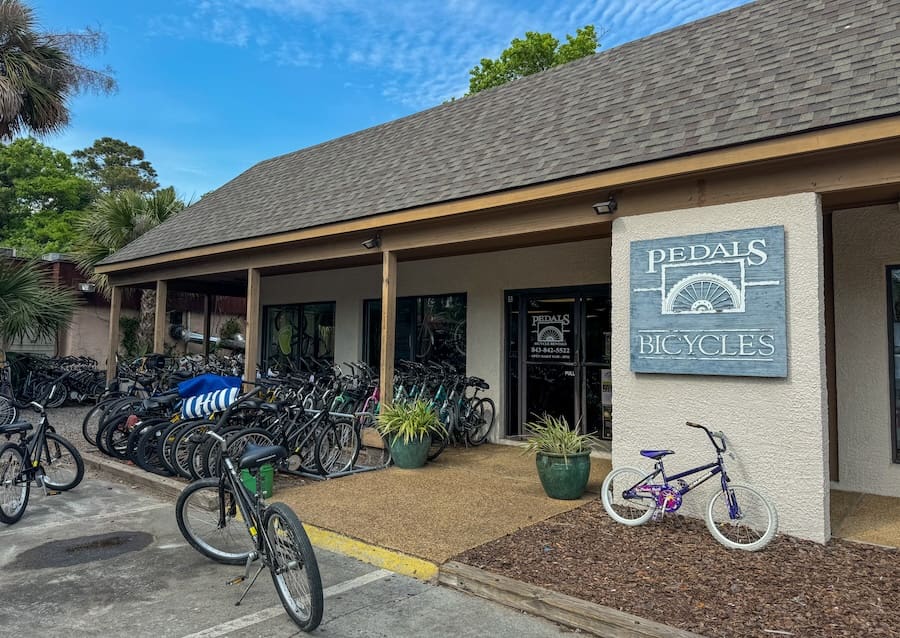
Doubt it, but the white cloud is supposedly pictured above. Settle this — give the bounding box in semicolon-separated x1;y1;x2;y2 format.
151;0;750;109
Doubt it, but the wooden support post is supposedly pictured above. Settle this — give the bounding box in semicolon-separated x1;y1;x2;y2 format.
379;251;397;406
203;293;213;359
106;286;122;383
153;279;168;354
244;268;261;387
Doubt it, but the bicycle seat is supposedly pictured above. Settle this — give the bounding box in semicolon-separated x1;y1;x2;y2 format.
238;444;288;471
640;449;674;460
143;394;180;410
0;421;33;435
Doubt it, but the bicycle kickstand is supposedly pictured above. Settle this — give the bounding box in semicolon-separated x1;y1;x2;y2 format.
35;471;60;497
227;551;263;607
234;564;265;607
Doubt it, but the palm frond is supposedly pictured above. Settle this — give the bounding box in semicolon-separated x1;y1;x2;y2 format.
0;259;78;346
0;0;115;140
73;188;186;298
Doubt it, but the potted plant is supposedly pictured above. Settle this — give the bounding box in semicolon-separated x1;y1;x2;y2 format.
523;414;599;500
376;400;447;469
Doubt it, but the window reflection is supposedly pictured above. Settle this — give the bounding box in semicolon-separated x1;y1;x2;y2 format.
263;302;335;374
364;293;467;372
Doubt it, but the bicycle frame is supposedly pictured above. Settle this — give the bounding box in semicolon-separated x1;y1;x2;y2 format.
623;429;733;515
208;431;280;569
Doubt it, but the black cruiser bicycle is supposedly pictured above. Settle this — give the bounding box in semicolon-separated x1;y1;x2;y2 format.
175;388;323;632
0;373;85;525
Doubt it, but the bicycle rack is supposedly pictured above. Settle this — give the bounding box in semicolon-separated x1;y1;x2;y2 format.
279;411;390;480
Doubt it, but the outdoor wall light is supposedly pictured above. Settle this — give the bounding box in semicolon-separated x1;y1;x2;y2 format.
361;233;381;250
592;195;618;215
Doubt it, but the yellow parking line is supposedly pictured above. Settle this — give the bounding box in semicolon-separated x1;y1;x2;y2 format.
302;523;439;581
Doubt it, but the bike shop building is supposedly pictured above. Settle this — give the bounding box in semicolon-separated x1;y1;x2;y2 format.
95;0;900;544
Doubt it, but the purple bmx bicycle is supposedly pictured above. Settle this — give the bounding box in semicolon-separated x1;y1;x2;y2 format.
601;421;777;551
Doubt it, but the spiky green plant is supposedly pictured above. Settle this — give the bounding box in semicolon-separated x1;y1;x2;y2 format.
0;259;77;362
522;414;600;458
376;400;447;444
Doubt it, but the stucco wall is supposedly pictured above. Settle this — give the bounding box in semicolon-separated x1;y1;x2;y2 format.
62;305;138;368
260;238;612;437
610;193;829;542
832;204;900;496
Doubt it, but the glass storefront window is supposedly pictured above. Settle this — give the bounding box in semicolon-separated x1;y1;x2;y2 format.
363;293;467;372
262;302;335;374
888;268;900;462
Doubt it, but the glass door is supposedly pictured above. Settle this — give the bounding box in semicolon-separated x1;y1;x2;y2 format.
524;296;578;428
506;286;612;440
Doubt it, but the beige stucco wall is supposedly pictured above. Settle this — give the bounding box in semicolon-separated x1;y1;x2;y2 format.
611;193;829;542
62;305;139;369
260;238;613;437
832;203;900;496
62;305;116;366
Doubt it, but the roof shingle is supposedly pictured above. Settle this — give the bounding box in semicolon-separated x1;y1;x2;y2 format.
104;0;900;265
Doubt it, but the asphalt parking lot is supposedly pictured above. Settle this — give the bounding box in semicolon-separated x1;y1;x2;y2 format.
0;474;572;637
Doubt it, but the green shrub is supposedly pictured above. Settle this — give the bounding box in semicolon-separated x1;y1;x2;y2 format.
522;414;600;457
119;316;141;357
376;400;447;444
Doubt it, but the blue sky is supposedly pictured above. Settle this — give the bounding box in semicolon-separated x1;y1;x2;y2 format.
32;0;749;199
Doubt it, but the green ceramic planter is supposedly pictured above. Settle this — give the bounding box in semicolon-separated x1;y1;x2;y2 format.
388;434;431;469
535;451;591;499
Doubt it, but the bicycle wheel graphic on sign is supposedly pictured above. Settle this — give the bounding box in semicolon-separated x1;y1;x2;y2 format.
662;273;743;314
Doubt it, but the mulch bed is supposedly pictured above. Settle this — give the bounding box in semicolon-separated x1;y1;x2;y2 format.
455;500;900;637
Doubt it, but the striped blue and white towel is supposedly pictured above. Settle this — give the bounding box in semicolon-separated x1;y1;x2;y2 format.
181;387;240;420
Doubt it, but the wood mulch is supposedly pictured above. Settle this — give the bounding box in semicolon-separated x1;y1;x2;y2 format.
455;499;900;637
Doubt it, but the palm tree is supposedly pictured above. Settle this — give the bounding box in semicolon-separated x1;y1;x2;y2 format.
0;259;76;364
75;187;185;353
0;0;116;140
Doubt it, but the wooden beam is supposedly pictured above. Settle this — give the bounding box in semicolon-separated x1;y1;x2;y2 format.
106;286;122;383
153;280;168;353
379;251;397;407
203;294;213;359
95;116;900;275
244;268;261;387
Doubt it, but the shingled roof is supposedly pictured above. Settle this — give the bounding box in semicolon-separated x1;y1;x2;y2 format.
103;0;900;265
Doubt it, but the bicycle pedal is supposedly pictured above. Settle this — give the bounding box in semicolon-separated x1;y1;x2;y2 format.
226;576;246;586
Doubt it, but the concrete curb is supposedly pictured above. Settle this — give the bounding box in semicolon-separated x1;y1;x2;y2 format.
439;561;706;638
82;450;188;500
303;524;439;581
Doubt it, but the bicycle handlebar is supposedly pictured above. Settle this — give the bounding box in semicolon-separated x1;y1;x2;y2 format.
685;421;727;453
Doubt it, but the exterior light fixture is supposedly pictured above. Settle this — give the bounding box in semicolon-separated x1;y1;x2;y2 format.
78;282;97;293
361;233;381;250
592;195;618;215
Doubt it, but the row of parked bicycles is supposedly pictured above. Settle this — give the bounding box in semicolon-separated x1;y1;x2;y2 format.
0;352;250;426
81;355;496;482
0;354;106;422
